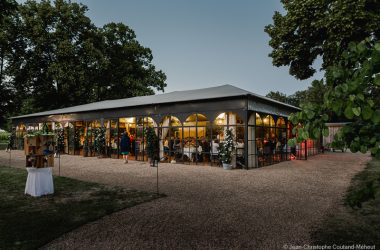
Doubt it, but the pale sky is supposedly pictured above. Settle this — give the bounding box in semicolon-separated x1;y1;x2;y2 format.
33;0;325;95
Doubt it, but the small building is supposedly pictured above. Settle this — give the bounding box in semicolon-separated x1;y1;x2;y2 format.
323;122;349;151
11;84;320;168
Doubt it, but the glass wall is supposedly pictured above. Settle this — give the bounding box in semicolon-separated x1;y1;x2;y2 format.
119;117;136;160
248;112;290;168
134;117;156;161
83;120;100;157
13;109;319;168
275;117;287;162
159;116;182;163
73;121;84;155
108;120;119;158
15;124;26;149
181;113;211;164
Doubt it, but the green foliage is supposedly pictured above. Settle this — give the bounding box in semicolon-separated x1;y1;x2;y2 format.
0;0;166;129
265;91;289;104
55;127;64;153
266;79;328;108
94;127;106;156
288;38;380;158
218;128;235;164
346;158;380;208
0;0;18;130
268;1;380;157
312;158;380;246
331;131;347;152
0;131;10;141
265;0;380;80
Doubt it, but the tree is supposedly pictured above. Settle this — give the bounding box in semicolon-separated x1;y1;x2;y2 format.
288;39;380;158
96;22;166;100
266;80;327;107
0;0;17;23
266;0;380;158
7;0;102;112
265;91;288;104
265;0;380;80
0;0;18;129
1;0;166;129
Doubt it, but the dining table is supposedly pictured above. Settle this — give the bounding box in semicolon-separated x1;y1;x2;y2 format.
25;167;54;197
183;146;202;160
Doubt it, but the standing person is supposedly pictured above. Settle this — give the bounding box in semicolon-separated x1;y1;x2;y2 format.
120;132;131;163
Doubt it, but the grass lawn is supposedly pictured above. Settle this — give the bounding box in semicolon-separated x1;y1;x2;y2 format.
0;165;163;250
312;157;380;247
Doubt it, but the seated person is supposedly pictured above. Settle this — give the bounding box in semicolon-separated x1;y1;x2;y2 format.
163;139;169;154
201;139;210;162
236;139;244;156
211;139;219;160
236;139;245;168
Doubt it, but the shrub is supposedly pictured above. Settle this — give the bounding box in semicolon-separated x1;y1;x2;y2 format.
145;127;158;159
345;159;380;208
0;132;10;142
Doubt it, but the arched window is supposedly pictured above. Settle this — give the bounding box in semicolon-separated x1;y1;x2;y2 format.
159;116;182;161
276;117;286;128
214;112;226;126
180;114;210;163
184;114;197;126
275;117;287;152
256;113;263;126
160;116;181;127
263;115;275;127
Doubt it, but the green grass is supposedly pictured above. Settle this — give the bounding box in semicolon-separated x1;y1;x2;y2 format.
0;165;163;250
312;157;380;247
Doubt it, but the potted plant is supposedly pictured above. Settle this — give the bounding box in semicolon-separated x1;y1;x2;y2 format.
55;128;64;157
218;128;235;170
94;127;106;157
145;127;159;166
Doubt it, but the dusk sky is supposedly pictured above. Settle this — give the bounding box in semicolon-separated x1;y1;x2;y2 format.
72;0;324;95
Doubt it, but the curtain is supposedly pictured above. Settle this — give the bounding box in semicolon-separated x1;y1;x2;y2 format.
159;117;170;158
228;112;237;137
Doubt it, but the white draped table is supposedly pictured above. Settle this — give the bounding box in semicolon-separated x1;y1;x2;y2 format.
25;167;54;197
183;146;202;160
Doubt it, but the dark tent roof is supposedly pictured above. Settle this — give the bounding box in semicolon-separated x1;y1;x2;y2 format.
12;84;299;119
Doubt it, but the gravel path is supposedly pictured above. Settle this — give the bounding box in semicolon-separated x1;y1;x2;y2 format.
0;150;370;249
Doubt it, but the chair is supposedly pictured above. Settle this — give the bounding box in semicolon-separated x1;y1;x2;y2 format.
211;153;221;166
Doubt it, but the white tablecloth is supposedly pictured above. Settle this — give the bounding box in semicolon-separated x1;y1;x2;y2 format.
183;146;202;158
25;167;54;197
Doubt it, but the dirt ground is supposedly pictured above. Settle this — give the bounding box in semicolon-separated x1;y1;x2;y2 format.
0;150;370;249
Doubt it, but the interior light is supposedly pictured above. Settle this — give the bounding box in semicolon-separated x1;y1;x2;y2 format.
217;113;225;119
125;117;135;123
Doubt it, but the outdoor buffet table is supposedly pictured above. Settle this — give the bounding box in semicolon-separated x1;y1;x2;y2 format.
25;167;54;197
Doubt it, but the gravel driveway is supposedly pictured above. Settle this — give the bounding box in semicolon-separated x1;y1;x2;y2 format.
0;150;370;249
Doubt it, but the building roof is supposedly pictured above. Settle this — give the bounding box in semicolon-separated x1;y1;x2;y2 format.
12;84;300;119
